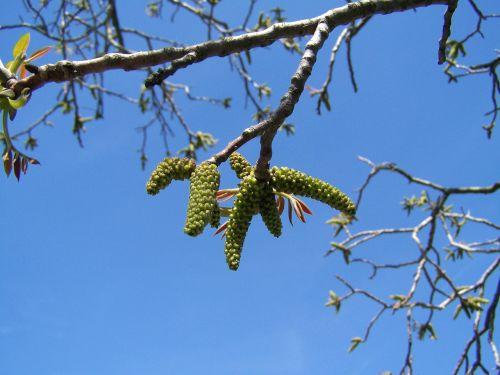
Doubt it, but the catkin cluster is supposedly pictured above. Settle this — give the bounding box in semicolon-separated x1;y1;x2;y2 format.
270;167;356;217
229;152;253;179
184;162;220;236
146;151;355;271
146;157;196;195
224;174;262;270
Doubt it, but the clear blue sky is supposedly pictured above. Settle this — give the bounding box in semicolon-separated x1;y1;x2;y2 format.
1;1;498;374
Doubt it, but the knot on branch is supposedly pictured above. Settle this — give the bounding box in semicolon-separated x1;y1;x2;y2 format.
145;51;198;88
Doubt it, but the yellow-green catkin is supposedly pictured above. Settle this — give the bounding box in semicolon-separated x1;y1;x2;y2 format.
184;162;220;236
259;183;282;237
146;157;196;195
210;201;221;228
224;174;262;270
271;167;356;217
229;152;253;179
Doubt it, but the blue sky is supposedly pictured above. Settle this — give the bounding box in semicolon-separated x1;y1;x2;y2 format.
1;1;499;375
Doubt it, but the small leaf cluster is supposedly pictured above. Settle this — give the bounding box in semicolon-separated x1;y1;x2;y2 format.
418;322;438;341
401;190;429;215
325;290;341;313
453;295;489;320
444;40;467;83
1;33;50;181
145;1;162;17
178;132;217;160
348;337;363;353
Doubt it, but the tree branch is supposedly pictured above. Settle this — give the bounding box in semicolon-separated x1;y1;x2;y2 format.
253;20;331;181
8;0;448;96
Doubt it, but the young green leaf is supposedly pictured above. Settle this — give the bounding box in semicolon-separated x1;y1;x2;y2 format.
12;33;30;58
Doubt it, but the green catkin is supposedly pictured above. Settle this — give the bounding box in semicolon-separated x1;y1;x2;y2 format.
210;201;221;228
270;167;356;217
224;174;262;270
259;183;282;237
146;157;196;195
229;152;253;179
184;162;220;236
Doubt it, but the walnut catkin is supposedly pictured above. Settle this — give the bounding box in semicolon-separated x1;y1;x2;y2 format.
258;182;282;237
184;162;220;236
229;152;253;179
270;167;356;217
146;157;196;195
224;174;262;270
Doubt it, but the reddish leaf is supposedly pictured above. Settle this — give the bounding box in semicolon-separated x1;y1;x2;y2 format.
216;189;236;198
214;220;229;237
217;193;232;201
287;199;294;225
13;153;21;181
26;46;51;62
29;158;40;165
216;189;237;202
294;196;313;215
3;149;12;176
290;197;306;223
21;156;28;174
20;64;27;79
276;195;285;215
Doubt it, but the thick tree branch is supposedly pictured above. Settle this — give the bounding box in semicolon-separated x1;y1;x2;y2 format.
8;0;448;96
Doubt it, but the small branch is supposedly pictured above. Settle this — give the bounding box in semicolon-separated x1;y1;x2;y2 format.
400;308;414;375
107;0;126;52
357;157;500;195
314;27;349;114
12;103;62;139
145;51;198;87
